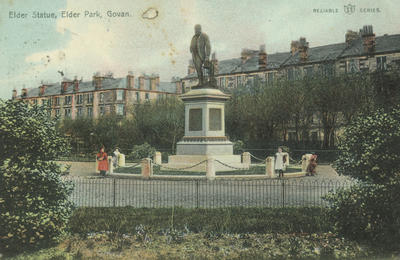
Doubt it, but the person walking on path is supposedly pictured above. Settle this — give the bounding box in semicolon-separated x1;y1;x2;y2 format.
275;147;285;178
97;146;109;177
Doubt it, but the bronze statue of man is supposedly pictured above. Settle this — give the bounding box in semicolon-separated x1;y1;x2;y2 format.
190;24;211;87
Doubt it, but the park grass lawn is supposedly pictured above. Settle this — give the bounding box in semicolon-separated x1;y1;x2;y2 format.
5;207;397;259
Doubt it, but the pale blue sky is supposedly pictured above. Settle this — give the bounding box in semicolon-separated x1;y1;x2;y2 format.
0;0;399;99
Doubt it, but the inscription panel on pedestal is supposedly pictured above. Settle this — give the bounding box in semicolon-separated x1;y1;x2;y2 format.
189;108;202;131
209;108;222;131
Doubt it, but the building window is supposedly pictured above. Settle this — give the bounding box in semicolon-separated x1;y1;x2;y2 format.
87;107;93;117
136;92;140;102
267;72;274;84
347;59;359;73
55;97;60;106
33;99;38;105
304;66;314;78
376;56;387;71
116;104;124;115
41;99;47;106
55;109;60;116
100;106;105;115
99;92;104;103
77;107;83;117
87;93;93;103
288;68;294;81
64;96;72;105
116;90;124;101
77;94;83;104
64;108;71;117
144;79;151;90
145;93;149;100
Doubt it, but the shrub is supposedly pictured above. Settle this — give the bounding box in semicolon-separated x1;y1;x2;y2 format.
334;106;400;184
324;181;400;250
0;100;74;253
129;142;156;160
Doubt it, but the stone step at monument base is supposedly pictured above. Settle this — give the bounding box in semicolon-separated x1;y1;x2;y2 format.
164;154;248;172
176;140;234;156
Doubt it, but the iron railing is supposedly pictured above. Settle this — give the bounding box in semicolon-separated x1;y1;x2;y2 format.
64;177;353;208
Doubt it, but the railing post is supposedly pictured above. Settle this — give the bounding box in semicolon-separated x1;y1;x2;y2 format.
154;151;162;165
141;158;153;179
265;156;275;178
242;152;251;167
206;158;216;181
113;178;116;207
196;180;200;208
108;156;113;174
281;179;285;208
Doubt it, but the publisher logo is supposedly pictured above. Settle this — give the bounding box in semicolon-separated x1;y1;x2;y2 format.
344;4;356;14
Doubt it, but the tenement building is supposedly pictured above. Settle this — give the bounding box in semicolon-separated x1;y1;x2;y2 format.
181;25;400;91
12;73;182;119
181;25;400;143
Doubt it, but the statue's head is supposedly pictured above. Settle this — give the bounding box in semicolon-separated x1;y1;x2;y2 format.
194;24;202;36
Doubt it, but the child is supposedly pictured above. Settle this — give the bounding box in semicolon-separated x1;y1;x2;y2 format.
96;146;109;177
275;147;284;178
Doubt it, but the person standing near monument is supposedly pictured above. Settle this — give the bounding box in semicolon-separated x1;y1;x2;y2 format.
275;147;285;178
190;24;211;87
97;146;109;177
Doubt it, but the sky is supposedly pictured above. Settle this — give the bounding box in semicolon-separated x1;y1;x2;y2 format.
0;0;399;99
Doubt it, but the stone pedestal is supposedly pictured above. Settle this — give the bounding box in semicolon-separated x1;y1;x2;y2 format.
206;158;216;180
165;88;248;172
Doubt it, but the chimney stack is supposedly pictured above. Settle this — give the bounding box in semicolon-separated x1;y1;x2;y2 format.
61;79;73;93
150;75;159;91
258;44;267;70
126;71;135;89
39;84;47;96
138;76;145;90
22;87;28;98
291;40;299;56
298;37;309;61
73;76;79;92
92;75;103;90
360;25;375;53
345;30;360;46
12;89;17;99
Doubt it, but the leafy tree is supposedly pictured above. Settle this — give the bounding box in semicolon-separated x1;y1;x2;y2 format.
0;100;74;252
334;106;400;184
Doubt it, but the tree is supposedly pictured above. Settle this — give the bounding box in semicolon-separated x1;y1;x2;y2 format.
334;106;400;184
0;100;74;252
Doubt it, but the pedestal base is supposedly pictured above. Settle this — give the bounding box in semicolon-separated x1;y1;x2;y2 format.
176;140;233;155
165;154;246;172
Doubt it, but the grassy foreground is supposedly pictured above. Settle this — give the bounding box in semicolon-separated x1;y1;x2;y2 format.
4;207;397;259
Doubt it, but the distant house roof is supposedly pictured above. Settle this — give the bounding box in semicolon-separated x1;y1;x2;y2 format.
19;77;176;98
183;33;400;79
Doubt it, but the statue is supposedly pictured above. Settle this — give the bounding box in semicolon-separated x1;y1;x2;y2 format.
190;24;217;88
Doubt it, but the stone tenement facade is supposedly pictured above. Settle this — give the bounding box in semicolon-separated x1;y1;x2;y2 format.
181;25;400;92
12;73;182;119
